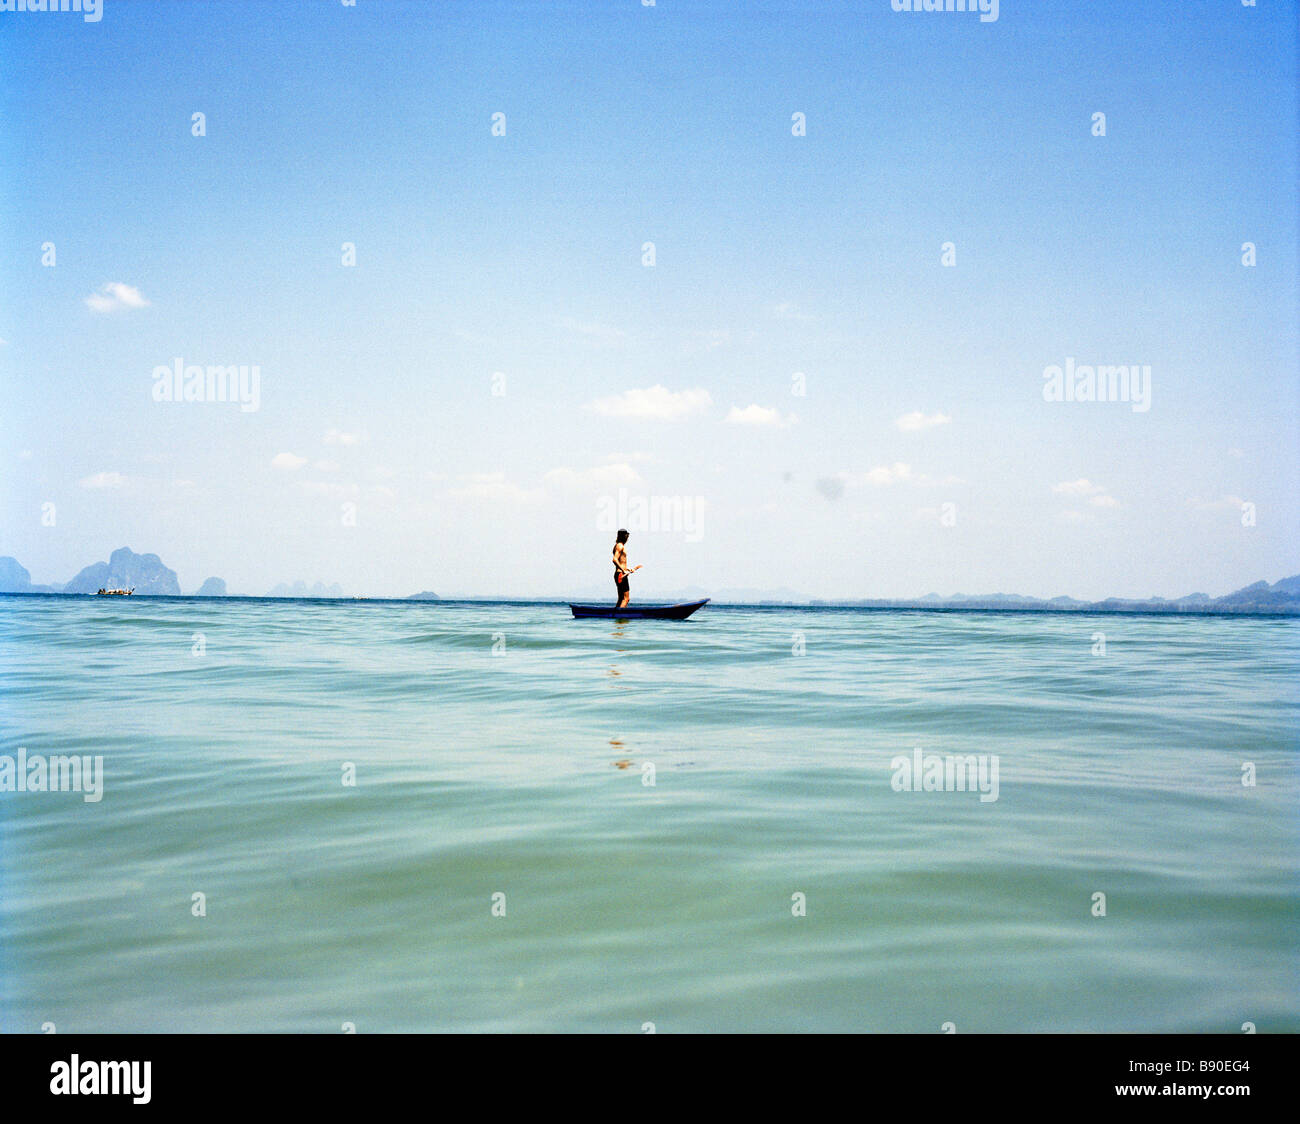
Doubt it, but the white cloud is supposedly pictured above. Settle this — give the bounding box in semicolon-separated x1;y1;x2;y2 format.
819;464;913;494
1055;478;1119;512
861;462;912;486
544;462;642;490
85;282;150;313
313;460;339;472
894;411;952;432
79;471;126;489
324;428;366;446
771;302;814;322
1053;478;1105;497
725;404;796;428
272;452;308;471
587;385;712;421
446;472;544;504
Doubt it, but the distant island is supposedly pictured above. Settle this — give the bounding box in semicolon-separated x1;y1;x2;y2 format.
64;547;182;596
0;556;63;594
808;575;1300;615
0;547;1296;613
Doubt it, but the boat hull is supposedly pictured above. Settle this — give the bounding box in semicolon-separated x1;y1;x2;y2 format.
569;599;709;620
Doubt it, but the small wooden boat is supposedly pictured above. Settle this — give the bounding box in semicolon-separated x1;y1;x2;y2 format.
569;599;709;620
96;588;134;596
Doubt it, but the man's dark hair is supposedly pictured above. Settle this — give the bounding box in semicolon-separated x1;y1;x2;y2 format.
615;529;630;544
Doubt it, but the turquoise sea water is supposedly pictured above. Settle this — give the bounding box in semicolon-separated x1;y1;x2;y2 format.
0;595;1296;1033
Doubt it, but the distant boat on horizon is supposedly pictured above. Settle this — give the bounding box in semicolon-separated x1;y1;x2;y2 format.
95;588;134;596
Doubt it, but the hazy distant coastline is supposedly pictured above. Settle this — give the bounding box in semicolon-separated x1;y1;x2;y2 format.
1;547;1297;615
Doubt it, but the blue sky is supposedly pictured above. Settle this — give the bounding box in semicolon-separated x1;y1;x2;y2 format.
1;0;1296;599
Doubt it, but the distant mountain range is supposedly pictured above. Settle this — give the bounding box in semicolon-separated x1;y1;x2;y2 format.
62;547;182;596
810;575;1300;614
0;548;227;596
0;547;362;598
0;548;1296;613
0;556;64;594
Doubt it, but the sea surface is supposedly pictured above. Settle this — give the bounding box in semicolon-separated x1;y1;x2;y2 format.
1;595;1297;1033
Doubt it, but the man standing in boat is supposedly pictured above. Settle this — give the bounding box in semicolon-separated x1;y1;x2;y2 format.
613;529;641;608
